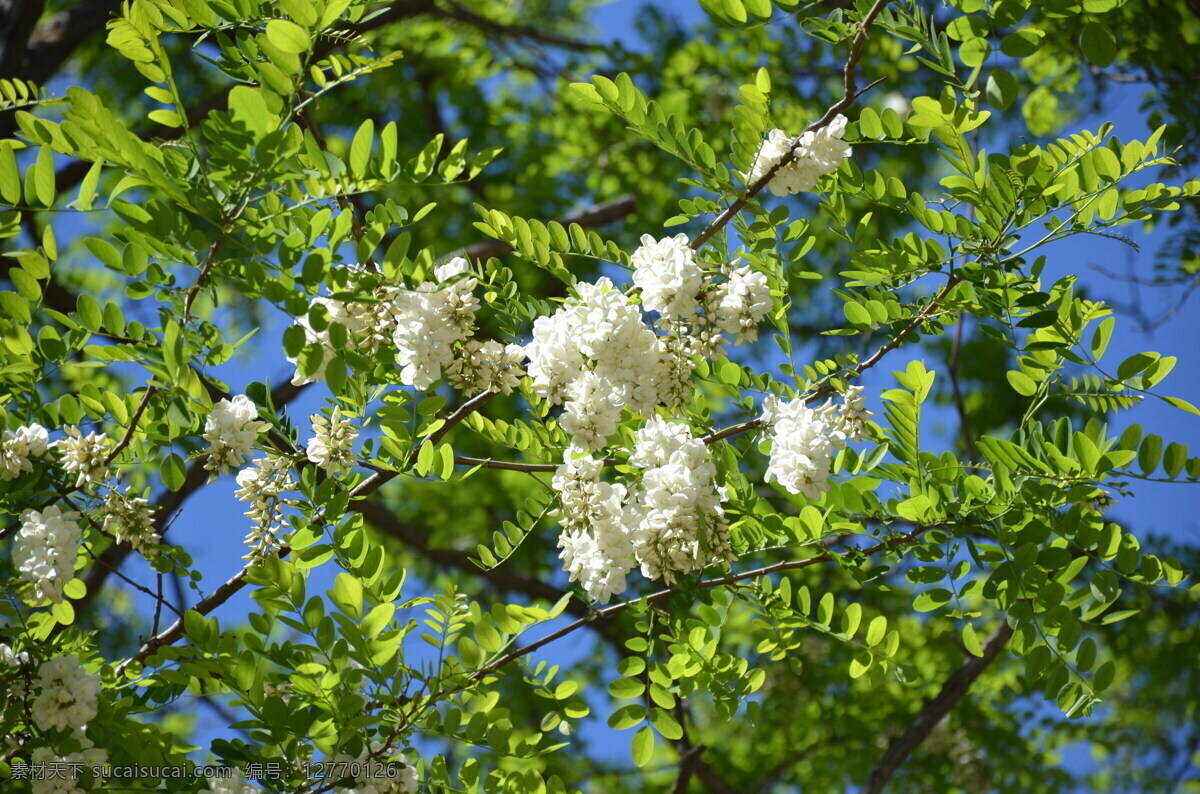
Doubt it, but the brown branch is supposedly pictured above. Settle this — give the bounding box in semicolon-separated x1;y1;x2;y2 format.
431;0;603;53
860;621;1015;794
689;0;892;250
467;525;932;685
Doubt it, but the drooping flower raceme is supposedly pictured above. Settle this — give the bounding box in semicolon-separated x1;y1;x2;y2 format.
391;258;480;389
102;487;158;554
554;452;638;604
235;454;295;560
631;233;704;321
761;395;847;499
53;427;109;486
32;654;100;731
306;407;359;475
525;278;673;450
1;423;49;480
286;297;367;386
710;265;773;345
203;394;265;475
746;115;852;196
13;505;82;604
626;417;734;584
837;384;875;441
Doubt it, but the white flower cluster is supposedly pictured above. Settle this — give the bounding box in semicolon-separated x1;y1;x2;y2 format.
1;642;29;667
31;731;107;794
746;115;852;196
101;487;158;554
286;297;367;387
307;407;358;475
446;339;526;396
838;384;875;441
1;423;49;480
553;418;734;601
199;770;260;794
554;453;637;604
332;745;419;794
525;278;677;450
235;454;294;560
626;417;733;584
53;426;109;486
203;395;265;475
631;233;704;321
761;387;873;499
392;258;480;389
13;506;82;604
708;264;773;345
32;654;100;732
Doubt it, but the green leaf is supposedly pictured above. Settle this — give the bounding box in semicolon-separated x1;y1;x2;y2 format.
962;623;984;657
0;143;21;204
631;725;654;768
265;19;310;54
160;453;186;491
1007;370;1038;397
985;67;1018;110
1163;396;1200;416
77;294;103;332
349;118;374;176
332;572;363;619
360;603;394;636
1117;352;1157;381
1000;28;1044;58
32;145;55;208
1080;22;1116;68
649;708;683;740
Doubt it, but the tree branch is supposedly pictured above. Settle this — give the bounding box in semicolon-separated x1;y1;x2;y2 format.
860;621;1015;794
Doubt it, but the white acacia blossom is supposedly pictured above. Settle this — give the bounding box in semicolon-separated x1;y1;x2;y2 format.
286;297;366;386
446;339;526;396
31;732;107;794
332;745;420;794
1;643;29;667
630;233;704;321
710;264;773;345
746;115;852;196
13;505;82;604
554;453;637;604
391;258;480;390
838;384;875;441
101;487;158;554
525;278;674;450
761;395;847;499
198;770;260;794
53;426;109;486
307;407;359;475
1;423;49;480
627;417;733;584
235;454;294;560
203;394;265;475
32;654;100;732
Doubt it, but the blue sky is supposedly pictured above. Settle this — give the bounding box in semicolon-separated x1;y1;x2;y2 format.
25;0;1198;786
